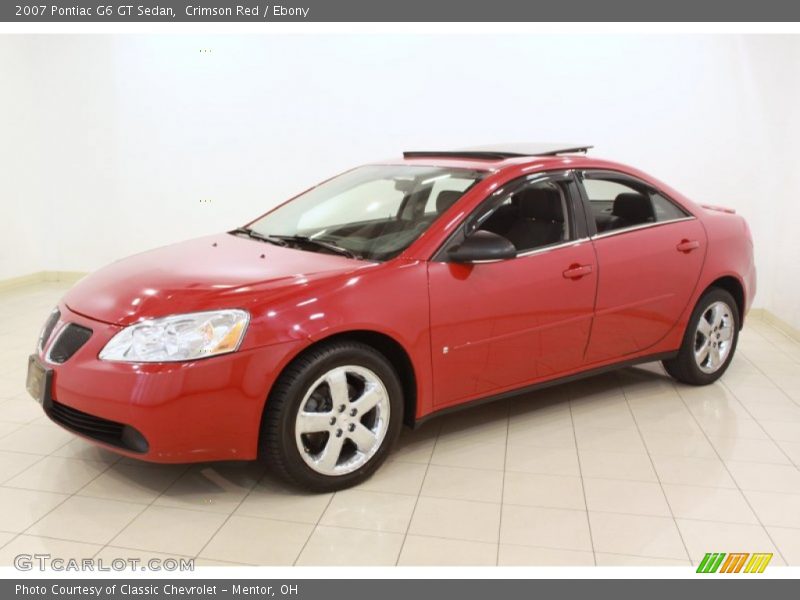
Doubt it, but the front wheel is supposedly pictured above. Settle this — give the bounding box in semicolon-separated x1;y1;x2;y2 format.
663;288;739;385
260;341;404;492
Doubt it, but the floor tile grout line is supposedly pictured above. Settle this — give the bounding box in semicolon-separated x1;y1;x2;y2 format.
6;456;799;509
72;458;152;558
277;521;485;549
737;343;800;366
0;423;58;448
494;539;690;564
733;322;800;406
718;376;800;471
2;441;122;555
91;462;192;560
572;413;797;465
3;424;796;541
13;494;799;543
0;447;67;549
0;421;34;440
0;452;62;553
0;530;695;566
567;388;597;566
0;453;51;487
398;459;510;474
446;442;797;472
188;467;287;564
618;370;693;564
81;534;695;566
747;317;800;354
290;474;337;566
495;399;511;566
393;419;443;566
672;379;791;566
730;338;800;427
168;463;267;560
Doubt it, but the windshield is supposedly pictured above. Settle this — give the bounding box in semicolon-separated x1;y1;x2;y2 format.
246;165;485;261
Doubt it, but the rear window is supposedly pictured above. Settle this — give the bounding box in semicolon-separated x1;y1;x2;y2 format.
582;174;689;234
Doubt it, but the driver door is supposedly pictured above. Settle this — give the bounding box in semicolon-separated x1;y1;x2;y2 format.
427;172;597;408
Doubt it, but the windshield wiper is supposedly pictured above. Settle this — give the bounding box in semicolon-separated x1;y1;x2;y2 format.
229;227;287;247
273;235;359;259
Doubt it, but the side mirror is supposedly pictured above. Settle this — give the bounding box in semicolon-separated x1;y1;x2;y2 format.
448;230;517;263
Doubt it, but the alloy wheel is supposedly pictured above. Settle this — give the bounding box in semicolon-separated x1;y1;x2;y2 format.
294;365;390;476
694;300;734;374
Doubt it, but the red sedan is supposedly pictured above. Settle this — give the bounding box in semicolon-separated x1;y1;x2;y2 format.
26;144;756;491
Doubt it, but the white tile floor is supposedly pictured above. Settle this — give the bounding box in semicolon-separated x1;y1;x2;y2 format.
1;282;799;566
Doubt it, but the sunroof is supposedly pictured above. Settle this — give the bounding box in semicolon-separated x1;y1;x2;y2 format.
403;143;593;161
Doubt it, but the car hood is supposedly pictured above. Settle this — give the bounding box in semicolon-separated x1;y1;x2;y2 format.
63;233;364;326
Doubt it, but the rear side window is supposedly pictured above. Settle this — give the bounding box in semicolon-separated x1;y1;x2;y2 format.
582;174;688;234
651;192;688;221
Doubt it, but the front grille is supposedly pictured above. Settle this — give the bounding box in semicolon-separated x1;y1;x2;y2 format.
48;324;92;364
38;309;61;352
46;399;149;453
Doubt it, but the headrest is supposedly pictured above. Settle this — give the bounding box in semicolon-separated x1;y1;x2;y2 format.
513;185;563;221
612;193;654;222
436;190;463;213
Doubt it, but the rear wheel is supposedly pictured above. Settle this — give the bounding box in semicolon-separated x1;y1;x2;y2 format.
260;341;403;492
663;288;739;385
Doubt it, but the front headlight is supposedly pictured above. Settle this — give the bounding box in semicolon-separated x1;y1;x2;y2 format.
99;309;250;363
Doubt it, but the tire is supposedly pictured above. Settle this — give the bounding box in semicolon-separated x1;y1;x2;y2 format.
260;340;404;492
663;288;740;385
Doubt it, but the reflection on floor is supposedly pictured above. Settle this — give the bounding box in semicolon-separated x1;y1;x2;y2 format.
1;282;799;566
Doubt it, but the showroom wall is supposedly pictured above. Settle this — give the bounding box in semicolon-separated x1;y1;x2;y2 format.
0;34;798;328
0;38;49;279
740;36;800;332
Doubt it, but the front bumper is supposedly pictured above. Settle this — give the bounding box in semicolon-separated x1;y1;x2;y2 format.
31;304;302;463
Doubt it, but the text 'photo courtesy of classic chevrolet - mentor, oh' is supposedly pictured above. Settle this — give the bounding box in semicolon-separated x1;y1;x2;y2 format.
26;144;756;491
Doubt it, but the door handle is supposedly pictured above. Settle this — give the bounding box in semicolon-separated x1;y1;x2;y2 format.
676;239;700;253
563;264;593;280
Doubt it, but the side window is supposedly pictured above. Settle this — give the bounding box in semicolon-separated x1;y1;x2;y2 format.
651;192;689;221
476;179;571;253
583;174;688;234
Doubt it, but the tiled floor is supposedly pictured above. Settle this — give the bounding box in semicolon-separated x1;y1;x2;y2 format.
1;282;799;567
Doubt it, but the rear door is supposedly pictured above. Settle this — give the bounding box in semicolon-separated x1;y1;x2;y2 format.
578;170;706;363
427;171;597;407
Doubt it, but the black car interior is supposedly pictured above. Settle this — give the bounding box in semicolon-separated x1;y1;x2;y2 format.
592;191;657;233
479;183;568;252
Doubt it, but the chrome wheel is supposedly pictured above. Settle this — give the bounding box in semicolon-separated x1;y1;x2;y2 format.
694;300;734;374
294;365;390;476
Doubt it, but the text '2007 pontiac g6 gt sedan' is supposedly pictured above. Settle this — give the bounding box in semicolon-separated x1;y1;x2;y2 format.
26;144;756;491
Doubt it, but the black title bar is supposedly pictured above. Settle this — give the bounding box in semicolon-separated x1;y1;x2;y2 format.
2;0;800;22
4;579;798;600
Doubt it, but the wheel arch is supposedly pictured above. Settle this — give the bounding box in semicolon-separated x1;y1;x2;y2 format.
705;275;745;328
263;329;419;431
